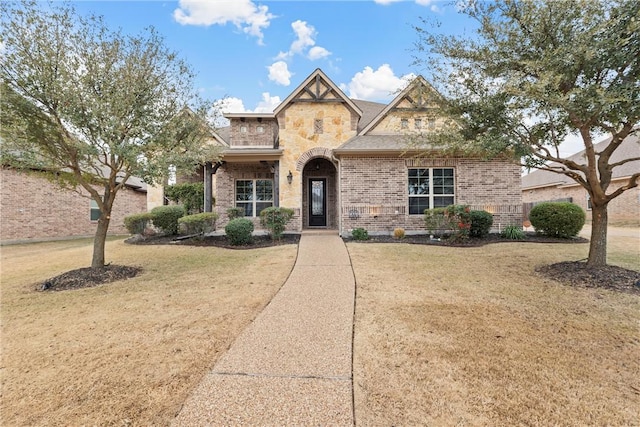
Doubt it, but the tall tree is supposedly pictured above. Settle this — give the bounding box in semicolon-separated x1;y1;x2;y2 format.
1;1;220;267
413;0;639;267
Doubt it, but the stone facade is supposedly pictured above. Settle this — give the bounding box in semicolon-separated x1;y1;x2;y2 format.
1;168;147;243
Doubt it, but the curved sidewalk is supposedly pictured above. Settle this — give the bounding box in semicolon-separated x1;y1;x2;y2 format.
173;231;356;426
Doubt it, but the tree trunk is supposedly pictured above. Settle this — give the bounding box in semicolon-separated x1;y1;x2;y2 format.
587;203;608;267
91;214;111;268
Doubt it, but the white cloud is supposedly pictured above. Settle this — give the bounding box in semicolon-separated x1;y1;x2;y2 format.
374;0;403;4
345;64;416;101
254;92;282;113
290;20;316;55
308;46;331;61
173;0;274;44
415;0;434;6
217;97;247;114
268;61;292;86
276;20;331;62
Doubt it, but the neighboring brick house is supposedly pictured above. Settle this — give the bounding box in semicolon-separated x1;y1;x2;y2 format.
522;133;640;226
165;69;522;236
1;167;147;243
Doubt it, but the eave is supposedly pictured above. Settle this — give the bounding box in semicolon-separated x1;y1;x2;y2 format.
221;148;283;162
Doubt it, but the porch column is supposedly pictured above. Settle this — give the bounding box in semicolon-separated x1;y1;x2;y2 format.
204;161;213;212
274;160;280;207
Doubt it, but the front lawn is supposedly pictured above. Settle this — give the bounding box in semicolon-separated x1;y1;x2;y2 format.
0;238;297;426
350;237;640;425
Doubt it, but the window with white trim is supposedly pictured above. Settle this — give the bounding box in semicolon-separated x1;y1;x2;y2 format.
400;118;409;129
235;179;273;217
408;168;455;214
586;192;592;210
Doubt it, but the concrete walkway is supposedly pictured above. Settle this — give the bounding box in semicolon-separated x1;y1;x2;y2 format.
173;231;356;426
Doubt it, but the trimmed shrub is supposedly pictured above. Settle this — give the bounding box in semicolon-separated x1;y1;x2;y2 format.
227;207;245;220
393;227;406;239
502;224;526;240
424;205;472;241
150;205;185;235
178;212;219;236
529;202;585;238
351;228;369;240
123;212;153;235
259;207;294;240
470;210;493;238
424;207;448;235
225;218;254;246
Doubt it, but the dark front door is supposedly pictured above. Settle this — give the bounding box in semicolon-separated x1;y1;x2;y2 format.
308;178;327;227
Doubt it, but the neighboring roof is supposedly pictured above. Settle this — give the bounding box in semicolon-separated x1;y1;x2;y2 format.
522;133;640;189
273;68;363;118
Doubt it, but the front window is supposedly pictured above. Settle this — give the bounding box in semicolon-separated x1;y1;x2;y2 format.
408;168;455;214
236;179;273;217
90;199;101;221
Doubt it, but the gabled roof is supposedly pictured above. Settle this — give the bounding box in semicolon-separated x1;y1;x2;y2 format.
521;133;640;189
336;75;444;153
273;68;363;118
358;75;443;135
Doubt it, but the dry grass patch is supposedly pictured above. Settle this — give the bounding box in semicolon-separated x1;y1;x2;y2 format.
350;238;640;426
1;238;297;426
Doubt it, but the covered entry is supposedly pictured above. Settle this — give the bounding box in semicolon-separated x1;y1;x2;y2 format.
302;157;337;228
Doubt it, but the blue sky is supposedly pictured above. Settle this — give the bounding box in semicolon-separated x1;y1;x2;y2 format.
72;0;475;112
71;0;585;156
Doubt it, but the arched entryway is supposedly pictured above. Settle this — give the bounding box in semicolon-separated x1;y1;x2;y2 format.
302;157;338;229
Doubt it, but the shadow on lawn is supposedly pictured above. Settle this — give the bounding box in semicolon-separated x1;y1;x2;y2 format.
38;232;639;295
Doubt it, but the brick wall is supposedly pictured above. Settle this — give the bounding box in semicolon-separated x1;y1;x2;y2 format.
523;179;640;226
1;168;147;242
229;118;277;147
339;156;522;235
214;162;305;230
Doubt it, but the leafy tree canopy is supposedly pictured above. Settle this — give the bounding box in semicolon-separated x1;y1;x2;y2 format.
412;0;639;266
0;0;222;267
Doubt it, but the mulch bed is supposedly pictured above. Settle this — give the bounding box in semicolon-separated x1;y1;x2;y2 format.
536;262;640;295
39;265;142;292
343;232;589;247
125;233;301;249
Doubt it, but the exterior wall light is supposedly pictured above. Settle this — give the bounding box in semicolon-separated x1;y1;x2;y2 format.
287;170;293;184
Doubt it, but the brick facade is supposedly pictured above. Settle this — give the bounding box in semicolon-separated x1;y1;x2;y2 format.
1;168;147;243
340;156;522;235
